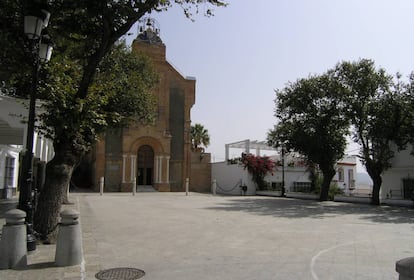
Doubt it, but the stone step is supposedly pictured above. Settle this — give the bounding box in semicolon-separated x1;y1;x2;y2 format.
136;185;157;192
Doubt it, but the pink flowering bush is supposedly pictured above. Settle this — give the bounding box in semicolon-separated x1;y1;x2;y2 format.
240;153;276;189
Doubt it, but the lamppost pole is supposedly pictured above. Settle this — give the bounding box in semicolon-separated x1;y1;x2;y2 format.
281;145;286;197
18;6;52;252
17;43;39;252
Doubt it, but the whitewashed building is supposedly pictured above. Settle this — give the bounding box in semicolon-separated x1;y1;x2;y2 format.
381;145;414;201
0;94;53;199
212;139;357;196
332;155;357;195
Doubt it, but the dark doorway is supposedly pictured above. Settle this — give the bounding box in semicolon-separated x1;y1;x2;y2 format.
137;145;154;186
403;179;414;200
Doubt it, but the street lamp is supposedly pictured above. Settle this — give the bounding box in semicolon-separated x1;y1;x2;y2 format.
281;145;286;197
18;7;53;252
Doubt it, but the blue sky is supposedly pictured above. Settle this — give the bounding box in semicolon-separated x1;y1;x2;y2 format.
126;1;414;166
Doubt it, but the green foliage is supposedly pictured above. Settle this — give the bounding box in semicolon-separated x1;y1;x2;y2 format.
191;123;210;152
0;0;33;96
406;74;414;149
268;58;413;204
313;181;343;200
328;184;344;200
334;59;412;204
38;42;158;155
267;72;349;200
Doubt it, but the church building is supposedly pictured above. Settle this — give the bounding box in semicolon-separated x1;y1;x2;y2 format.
93;18;210;193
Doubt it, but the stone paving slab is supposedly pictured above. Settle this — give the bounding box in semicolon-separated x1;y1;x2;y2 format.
1;192;414;280
80;193;414;280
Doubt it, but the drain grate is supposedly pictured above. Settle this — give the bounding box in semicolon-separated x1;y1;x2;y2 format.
95;267;145;280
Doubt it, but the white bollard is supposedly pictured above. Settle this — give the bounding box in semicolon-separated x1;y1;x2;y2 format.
100;177;104;196
212;179;217;195
185;178;189;196
132;177;136;196
0;209;27;269
396;257;414;280
55;209;83;267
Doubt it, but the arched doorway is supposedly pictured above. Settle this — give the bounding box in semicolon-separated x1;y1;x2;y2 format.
137;145;154;186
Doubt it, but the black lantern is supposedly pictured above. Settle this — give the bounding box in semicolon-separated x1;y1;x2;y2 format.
24;9;50;40
39;35;53;62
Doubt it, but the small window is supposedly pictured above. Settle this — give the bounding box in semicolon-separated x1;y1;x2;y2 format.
4;157;15;189
338;167;344;182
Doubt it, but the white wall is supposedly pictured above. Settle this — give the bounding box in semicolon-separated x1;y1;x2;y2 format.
264;166;310;191
382;145;414;200
211;162;311;195
0;94;55;198
0;145;20;191
212;155;358;196
212;162;255;195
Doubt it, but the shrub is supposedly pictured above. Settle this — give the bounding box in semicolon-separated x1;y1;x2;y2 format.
240;153;276;190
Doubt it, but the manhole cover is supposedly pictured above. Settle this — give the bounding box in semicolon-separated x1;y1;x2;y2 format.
95;267;145;280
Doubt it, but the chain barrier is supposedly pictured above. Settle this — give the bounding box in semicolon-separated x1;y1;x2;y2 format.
215;179;242;193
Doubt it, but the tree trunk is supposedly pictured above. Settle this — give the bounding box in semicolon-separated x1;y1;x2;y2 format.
319;166;336;201
34;145;78;242
365;160;383;206
370;173;382;206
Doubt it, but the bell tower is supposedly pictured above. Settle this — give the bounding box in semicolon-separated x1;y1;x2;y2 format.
132;17;166;62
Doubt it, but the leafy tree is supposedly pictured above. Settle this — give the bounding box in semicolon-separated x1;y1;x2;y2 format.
267;72;349;201
191;123;210;152
335;59;411;205
406;74;414;147
36;41;159;239
0;0;226;240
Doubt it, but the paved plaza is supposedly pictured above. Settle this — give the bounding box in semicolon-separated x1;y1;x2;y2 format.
1;192;414;279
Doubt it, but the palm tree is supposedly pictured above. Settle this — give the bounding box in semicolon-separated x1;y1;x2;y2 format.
191;123;210;152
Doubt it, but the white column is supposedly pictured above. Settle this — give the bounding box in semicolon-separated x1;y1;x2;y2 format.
225;144;229;161
40;137;44;159
130;155;136;183
99;177;104;195
35;134;43;159
41;139;47;161
0;151;5;189
159;156;163;183
47;141;54;161
245;140;250;155
122;154;127;183
165;156;170;183
212;179;217;195
44;141;49;161
154;156;159;183
33;133;40;155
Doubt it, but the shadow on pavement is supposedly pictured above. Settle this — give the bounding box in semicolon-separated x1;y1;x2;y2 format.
205;197;414;224
12;261;56;271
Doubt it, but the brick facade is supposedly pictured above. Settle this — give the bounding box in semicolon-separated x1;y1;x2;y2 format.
93;28;211;193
